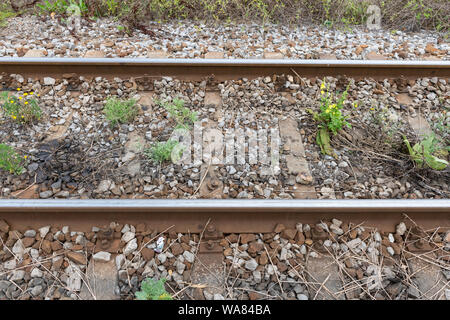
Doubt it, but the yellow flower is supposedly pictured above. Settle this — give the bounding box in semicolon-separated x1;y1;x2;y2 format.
330;104;337;109
24;101;28;105
37;94;40;97
321;90;325;95
24;155;28;159
24;93;28;96
370;107;375;111
17;88;21;91
19;97;23;100
354;103;358;108
21;115;24;118
30;92;34;95
12;116;16;119
325;109;330;113
320;83;326;89
10;100;14;103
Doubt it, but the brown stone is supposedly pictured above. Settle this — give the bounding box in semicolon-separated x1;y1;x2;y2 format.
226;234;239;243
41;240;52;254
52;257;63;271
219;239;228;247
248;241;264;255
66;252;87;265
84;50;105;58
22;237;35;247
295;232;305;245
136;223;146;233
24;49;46;58
390;242;401;255
281;229;297;240
205;51;224;59
425;43;438;54
346;268;357;278
223;247;233;256
147;50;168;58
240;233;256;244
11;185;39;199
263;51;283;59
366;51;387;60
141;247;154;261
274;224;285;233
0;220;9;233
259;252;268;265
170;243;183;256
277;262;288;272
356;269;364;280
349;229;358;239
50;241;62;252
305;239;313;245
248;292;263;300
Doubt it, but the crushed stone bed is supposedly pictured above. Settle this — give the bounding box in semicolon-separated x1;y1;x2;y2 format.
0;73;449;200
0;16;448;61
0;218;448;300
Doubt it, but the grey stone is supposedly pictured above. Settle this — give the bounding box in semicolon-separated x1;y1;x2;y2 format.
93;251;111;262
245;259;258;271
10;270;26;281
183;251;195;263
39;190;53;199
31;268;43;278
121;231;135;243
123;238;137;255
24;229;36;237
31;285;43;297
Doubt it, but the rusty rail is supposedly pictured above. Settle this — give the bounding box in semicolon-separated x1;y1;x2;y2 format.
0;58;449;80
0;199;448;233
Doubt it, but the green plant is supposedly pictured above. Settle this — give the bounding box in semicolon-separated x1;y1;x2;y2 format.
1;90;42;124
159;98;198;130
145;139;183;165
0;3;15;28
0;144;27;175
135;278;173;300
308;80;351;157
103;97;138;127
403;134;449;170
37;0;88;15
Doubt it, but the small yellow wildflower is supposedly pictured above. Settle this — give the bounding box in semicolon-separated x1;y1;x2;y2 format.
321;90;325;95
12;116;16;119
29;92;34;95
24;155;28;159
19;97;23;100
17;88;21;91
370;107;375;111
325;109;330;113
354;102;358;108
23;93;28;96
24;101;28;105
10;100;14;103
37;94;40;97
330;104;337;109
320;83;326;89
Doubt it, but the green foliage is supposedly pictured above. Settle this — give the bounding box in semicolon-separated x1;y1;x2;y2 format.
103;97;138;127
135;278;173;300
403;134;449;170
0;144;26;175
1;90;42;124
37;0;88;15
0;3;15;28
145;140;182;165
159;98;198;130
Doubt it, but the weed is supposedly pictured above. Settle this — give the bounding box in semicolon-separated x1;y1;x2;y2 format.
0;144;27;175
1;90;42;124
159;98;198;130
103;97;138;127
145;140;183;165
135;278;173;300
403;133;449;170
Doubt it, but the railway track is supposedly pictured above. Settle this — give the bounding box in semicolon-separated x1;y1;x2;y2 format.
0;58;449;300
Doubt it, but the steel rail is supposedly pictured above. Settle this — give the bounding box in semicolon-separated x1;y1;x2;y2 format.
1;58;449;80
0;199;448;233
